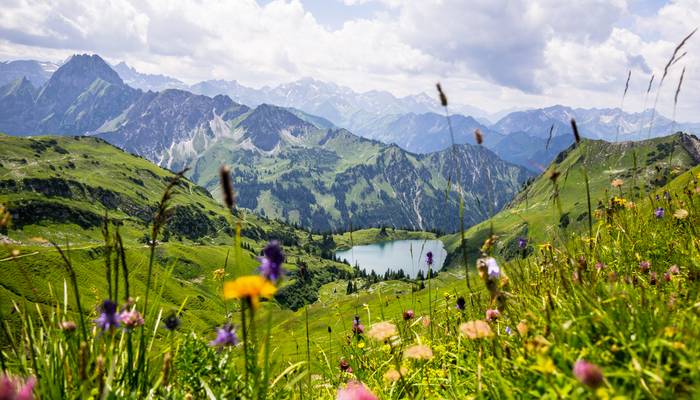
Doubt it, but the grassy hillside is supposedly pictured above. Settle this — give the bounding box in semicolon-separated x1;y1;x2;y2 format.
0;134;354;335
441;132;700;265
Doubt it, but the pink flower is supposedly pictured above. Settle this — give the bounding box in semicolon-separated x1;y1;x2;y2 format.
337;381;378;400
0;374;35;400
573;359;604;388
485;309;500;321
119;309;144;329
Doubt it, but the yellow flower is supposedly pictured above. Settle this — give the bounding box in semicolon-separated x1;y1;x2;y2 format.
538;243;552;251
673;209;689;219
611;196;626;207
223;275;277;309
611;179;624;188
212;268;225;280
357;341;366;349
459;320;493;339
368;321;398;341
404;344;433;360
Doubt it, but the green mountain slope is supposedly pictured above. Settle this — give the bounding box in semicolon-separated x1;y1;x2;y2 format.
441;132;700;263
0;134;357;336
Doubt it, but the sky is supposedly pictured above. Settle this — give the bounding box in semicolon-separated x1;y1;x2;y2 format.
0;0;698;121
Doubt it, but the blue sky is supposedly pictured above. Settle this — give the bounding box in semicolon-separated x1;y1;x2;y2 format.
0;0;698;120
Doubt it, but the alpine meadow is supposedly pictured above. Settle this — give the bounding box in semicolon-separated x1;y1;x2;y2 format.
0;1;699;399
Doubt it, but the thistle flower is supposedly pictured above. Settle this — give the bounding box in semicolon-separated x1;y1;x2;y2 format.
95;300;119;331
163;312;181;331
367;321;398;342
258;240;286;283
456;296;466;311
460;320;493;339
223;275;277;309
339;359;351;372
209;323;239;348
119;309;144;329
337;381;378;400
639;261;651;273
573;359;604;388
352;316;365;335
404;344;433;360
654;207;665;218
0;374;35;400
426;251;433;267
485;309;500;321
402;309;414;321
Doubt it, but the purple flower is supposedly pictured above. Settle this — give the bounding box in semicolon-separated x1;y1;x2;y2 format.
505;326;512;335
258;240;286;283
456;296;466;311
209;323;239;348
163;313;181;331
517;237;528;249
339;359;351;372
485;258;500;280
655;194;660;201
352;316;364;335
426;251;433;267
595;262;605;271
654;207;665;218
650;271;657;285
402;309;414;321
573;359;604;388
639;261;651;273
95;300;119;331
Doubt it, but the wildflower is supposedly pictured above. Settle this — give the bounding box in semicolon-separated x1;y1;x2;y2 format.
357;341;365;349
655;194;660;201
654;207;665;218
572;271;580;283
337;381;378;400
258;240;286;283
339;359;351;372
402;309;414;321
477;257;500;280
426;251;433;266
611;179;624;188
421;317;430;328
505;326;512;335
352;316;365;335
573;359;604;389
212;268;225;280
368;322;398;342
60;321;77;332
163;312;181;331
673;209;689;219
384;368;407;382
119;309;144;329
209;323;239;348
664;191;671;200
639;261;651;273
460;320;493;339
456;296;466;311
485;309;500;321
223;275;277;309
517;320;529;336
650;272;657;286
404;344;433;360
95;300;119;331
517;237;528;249
595;262;605;271
0;374;35;400
611;196;626;207
663;272;671;282
669;265;680;275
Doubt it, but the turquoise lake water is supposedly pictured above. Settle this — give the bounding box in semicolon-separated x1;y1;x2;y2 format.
335;239;447;278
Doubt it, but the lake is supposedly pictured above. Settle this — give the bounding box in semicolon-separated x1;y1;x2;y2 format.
335;239;447;278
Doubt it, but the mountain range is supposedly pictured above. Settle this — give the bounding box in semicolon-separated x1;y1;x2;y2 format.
0;54;531;232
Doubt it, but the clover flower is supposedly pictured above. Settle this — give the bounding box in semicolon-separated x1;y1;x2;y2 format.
0;373;35;400
485;309;500;321
209;323;239;348
639;261;651;273
573;359;604;388
119;309;144;329
259;240;286;283
352;316;365;335
402;309;414;321
95;300;119;331
337;381;377;400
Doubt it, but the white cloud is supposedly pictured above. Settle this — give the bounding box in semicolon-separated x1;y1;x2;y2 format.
0;0;698;121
